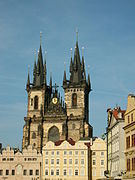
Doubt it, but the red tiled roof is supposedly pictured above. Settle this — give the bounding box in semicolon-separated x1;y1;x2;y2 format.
108;107;125;120
54;138;75;146
84;142;91;149
55;140;64;146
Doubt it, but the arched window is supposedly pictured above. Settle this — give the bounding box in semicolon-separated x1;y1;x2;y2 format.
72;93;77;107
34;96;38;109
32;132;36;139
48;126;60;142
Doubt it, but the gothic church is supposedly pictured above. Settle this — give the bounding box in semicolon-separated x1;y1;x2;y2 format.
22;35;93;152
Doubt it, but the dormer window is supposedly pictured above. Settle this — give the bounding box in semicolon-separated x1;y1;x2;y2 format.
72;93;77;107
34;96;38;109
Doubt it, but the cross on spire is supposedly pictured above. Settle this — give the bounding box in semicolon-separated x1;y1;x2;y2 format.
40;31;42;45
76;28;78;42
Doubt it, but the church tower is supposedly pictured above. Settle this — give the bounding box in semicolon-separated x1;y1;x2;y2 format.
22;32;93;152
63;33;93;141
22;37;52;152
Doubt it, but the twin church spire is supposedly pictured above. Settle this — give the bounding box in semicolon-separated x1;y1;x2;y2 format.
26;32;91;92
26;40;51;91
63;34;91;92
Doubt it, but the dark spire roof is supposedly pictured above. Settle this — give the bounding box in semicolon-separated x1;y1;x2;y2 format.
33;44;44;87
63;33;92;91
68;37;84;86
63;70;67;87
33;59;37;85
43;60;47;85
26;68;30;92
50;73;52;89
88;73;91;92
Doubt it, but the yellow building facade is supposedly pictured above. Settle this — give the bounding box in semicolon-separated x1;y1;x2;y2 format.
124;94;135;179
42;139;92;180
91;138;107;180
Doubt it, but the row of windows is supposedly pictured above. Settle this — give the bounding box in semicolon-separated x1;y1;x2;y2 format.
92;159;104;166
45;169;85;176
45;158;85;165
0;169;39;176
2;158;14;161
24;158;37;161
2;157;37;162
127;158;135;171
45;150;85;156
92;169;104;177
67;88;82;92
92;151;104;156
126;134;135;149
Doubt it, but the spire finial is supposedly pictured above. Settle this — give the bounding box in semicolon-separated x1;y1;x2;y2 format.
76;28;78;42
34;49;36;61
82;46;84;57
40;31;42;45
88;65;90;72
44;50;47;63
70;48;72;57
64;61;66;71
26;65;30;91
28;65;30;74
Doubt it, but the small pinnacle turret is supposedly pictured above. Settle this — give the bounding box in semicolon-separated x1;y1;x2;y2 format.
50;74;52;90
43;60;47;85
26;68;30;92
88;73;91;92
33;59;37;85
63;70;67;87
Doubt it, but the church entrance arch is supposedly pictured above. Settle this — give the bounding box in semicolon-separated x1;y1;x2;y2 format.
48;126;60;142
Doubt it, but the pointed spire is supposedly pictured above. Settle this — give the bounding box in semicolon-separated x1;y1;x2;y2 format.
50;72;52;89
76;28;78;44
26;66;30;91
43;51;47;85
37;50;40;75
63;70;67;85
63;62;67;87
84;69;86;81
40;31;42;45
33;50;37;85
88;73;91;92
70;48;73;73
43;60;47;85
81;47;85;73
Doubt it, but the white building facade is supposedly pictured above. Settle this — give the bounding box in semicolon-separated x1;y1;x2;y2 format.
107;107;126;178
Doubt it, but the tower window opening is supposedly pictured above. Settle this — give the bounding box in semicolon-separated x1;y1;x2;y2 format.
32;132;36;139
34;96;38;109
72;93;77;107
31;98;33;106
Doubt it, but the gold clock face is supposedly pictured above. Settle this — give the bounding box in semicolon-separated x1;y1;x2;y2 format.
52;98;58;104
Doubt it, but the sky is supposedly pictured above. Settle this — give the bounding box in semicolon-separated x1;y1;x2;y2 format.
0;0;135;148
